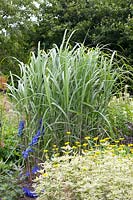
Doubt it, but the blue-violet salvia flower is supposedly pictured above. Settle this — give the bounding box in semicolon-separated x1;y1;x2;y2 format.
32;166;40;174
22;148;33;159
29;130;41;146
18;120;25;136
36;130;41;137
22;187;38;198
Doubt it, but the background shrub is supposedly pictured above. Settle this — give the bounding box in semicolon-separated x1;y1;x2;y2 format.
0;94;19;162
108;87;133;137
33;0;133;65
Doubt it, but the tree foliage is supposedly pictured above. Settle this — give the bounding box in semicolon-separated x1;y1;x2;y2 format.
33;0;133;63
0;0;39;75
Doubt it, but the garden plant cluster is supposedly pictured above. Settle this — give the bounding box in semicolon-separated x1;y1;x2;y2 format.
0;33;133;200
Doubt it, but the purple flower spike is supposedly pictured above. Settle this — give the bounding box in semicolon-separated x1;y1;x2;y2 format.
18;120;25;136
22;187;38;198
29;130;41;146
32;166;40;174
36;130;41;137
22;148;33;159
29;119;45;147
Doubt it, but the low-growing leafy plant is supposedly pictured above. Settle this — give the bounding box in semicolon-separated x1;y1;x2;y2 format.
33;144;133;200
0;161;23;200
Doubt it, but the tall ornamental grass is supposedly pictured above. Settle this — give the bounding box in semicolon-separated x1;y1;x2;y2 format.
8;31;123;151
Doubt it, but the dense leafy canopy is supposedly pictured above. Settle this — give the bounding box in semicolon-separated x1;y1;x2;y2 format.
0;0;39;74
33;0;133;62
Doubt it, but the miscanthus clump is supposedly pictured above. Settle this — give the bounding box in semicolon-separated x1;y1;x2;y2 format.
33;151;133;200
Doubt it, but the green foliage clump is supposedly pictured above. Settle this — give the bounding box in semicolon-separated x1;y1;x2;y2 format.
34;150;133;200
0;94;19;162
0;94;23;199
0;161;22;200
108;87;133;137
